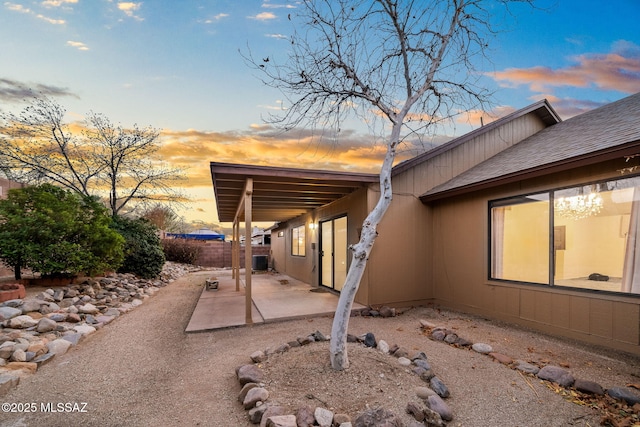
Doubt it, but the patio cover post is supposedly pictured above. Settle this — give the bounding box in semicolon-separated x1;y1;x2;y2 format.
233;220;239;291
243;178;253;324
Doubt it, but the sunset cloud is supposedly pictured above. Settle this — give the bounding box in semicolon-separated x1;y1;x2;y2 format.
157;125;436;188
250;12;276;21
117;2;143;21
41;0;78;7
488;42;640;95
66;40;89;51
5;1;65;24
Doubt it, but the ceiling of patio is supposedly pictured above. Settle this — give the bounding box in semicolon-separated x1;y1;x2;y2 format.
210;162;379;223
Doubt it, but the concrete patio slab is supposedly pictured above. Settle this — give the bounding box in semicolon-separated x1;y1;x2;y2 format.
185;269;364;332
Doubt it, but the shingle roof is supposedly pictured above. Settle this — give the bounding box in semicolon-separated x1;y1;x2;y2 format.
420;92;640;202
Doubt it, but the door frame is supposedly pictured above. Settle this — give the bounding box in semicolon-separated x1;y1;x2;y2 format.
319;215;348;292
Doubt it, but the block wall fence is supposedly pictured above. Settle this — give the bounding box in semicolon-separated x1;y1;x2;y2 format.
188;241;271;269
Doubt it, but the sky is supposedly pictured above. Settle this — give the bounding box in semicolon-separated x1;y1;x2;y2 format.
1;0;640;229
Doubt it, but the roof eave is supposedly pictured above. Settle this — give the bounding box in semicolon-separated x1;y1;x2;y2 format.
420;139;640;203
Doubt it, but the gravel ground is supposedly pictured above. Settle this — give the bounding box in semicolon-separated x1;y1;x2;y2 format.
1;269;639;426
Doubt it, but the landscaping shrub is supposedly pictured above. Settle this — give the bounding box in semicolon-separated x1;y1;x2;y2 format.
162;238;202;265
0;184;124;279
111;216;165;279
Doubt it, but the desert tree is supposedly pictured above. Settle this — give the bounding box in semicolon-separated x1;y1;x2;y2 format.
247;0;533;370
0;96;187;217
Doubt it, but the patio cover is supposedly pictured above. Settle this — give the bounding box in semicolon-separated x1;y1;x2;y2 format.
210;162;379;223
210;161;378;323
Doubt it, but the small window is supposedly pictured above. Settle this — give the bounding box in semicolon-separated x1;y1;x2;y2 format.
291;225;306;257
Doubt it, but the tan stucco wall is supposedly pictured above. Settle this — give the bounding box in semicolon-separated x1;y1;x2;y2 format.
270;187;371;304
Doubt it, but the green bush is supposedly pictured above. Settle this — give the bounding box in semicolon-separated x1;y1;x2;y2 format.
111;216;165;279
162;238;202;265
0;184;124;279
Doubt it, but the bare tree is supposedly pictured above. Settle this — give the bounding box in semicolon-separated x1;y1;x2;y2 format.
85;112;187;216
0;96;187;216
247;0;532;370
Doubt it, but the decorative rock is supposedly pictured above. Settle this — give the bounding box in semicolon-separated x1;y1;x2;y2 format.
414;359;431;371
314;407;334;427
427;395;453;421
237;364;264;385
73;324;97;336
47;313;67;322
36;317;58;333
248;403;269;424
10;348;27;362
416;386;437;400
392;347;409;358
443;333;458;344
295;405;315;427
62;333;82;346
78;303;99;314
1;299;23;308
265;415;297;427
334;413;351;425
514;360;539;375
251;350;267;363
0;373;20;396
398;357;412;367
574;379;604;395
431;330;446;341
238;382;258;403
243;387;269;409
354;407;402;427
0;306;22;321
489;352;513;365
429;377;450;398
47;338;72;356
471;343;493;354
422;407;445;427
103;308;121;317
32;352;55;367
379;306;395;318
0;342;15;359
537;365;575;388
455;337;473;347
7;315;38;329
20;300;43;314
411;351;428;361
406;401;425;422
66;313;82;323
419;319;438;329
607;387;640;405
4;362;37;375
312;330;328;341
260;405;287;427
363;332;376;348
377;340;390;354
95;315;115;325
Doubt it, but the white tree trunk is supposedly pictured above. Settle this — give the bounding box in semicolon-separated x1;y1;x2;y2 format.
329;121;401;370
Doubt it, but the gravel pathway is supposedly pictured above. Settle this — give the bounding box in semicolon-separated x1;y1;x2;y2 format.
1;270;639;426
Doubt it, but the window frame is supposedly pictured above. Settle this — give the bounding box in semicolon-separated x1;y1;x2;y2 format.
291;224;306;257
488;175;640;297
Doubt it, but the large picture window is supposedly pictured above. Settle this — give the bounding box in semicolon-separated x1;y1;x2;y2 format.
490;176;640;295
291;225;306;257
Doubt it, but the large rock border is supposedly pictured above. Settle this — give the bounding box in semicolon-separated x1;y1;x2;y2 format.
237;327;451;427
